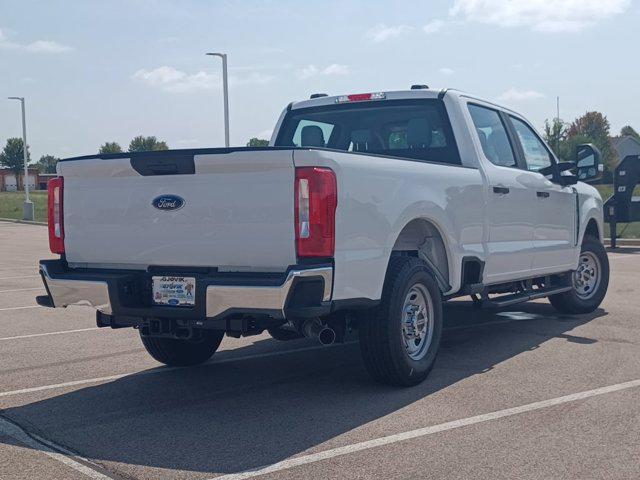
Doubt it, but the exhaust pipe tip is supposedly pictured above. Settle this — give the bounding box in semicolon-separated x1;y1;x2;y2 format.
301;318;336;346
317;327;336;346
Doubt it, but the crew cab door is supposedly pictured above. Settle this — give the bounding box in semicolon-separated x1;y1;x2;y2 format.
467;104;536;283
507;115;577;274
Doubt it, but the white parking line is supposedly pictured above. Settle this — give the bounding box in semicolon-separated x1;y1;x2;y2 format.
0;275;40;280
0;305;41;312
0;342;354;398
608;254;640;260
0;287;43;294
0;327;100;341
212;378;640;480
0;267;37;273
0;416;112;479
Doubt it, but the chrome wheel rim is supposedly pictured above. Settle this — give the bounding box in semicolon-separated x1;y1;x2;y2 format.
574;251;601;300
401;284;434;361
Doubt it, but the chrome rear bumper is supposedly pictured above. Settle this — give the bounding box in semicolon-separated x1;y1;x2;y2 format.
39;263;112;314
38;261;332;320
205;267;332;317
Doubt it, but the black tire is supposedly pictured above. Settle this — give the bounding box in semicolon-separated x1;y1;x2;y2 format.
549;236;609;314
140;330;224;366
267;327;304;341
359;256;443;387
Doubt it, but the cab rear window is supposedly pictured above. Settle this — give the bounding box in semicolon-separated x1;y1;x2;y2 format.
275;99;461;165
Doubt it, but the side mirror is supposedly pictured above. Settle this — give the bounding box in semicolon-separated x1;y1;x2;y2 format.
554;162;578;186
575;143;603;183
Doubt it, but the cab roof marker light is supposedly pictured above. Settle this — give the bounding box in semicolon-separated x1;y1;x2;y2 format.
336;92;386;103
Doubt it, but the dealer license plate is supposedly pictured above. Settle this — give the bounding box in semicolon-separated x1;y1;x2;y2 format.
152;276;196;307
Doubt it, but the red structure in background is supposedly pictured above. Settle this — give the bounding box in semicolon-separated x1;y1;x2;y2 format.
0;168;56;191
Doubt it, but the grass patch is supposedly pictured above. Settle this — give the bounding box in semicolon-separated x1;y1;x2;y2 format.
0;191;48;222
594;184;613;201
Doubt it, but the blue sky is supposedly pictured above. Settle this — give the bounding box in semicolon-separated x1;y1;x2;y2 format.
1;0;639;160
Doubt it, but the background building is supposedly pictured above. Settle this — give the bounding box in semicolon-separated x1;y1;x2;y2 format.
612;135;640;166
0;168;53;191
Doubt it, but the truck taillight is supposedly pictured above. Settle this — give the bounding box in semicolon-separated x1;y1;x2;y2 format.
48;177;65;254
295;167;337;258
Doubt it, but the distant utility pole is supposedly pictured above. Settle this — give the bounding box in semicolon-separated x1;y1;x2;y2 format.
205;52;230;147
7;96;34;221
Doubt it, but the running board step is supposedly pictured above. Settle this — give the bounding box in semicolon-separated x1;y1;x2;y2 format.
482;285;572;309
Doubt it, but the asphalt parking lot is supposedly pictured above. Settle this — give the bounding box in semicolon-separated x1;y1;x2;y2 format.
0;220;639;480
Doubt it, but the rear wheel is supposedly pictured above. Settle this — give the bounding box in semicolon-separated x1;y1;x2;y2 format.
140;330;224;366
359;256;443;387
549;236;609;314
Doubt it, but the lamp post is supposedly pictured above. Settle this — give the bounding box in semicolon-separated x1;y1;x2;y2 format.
7;96;34;221
205;52;230;147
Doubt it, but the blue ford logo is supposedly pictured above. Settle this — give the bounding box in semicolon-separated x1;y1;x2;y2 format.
152;195;185;211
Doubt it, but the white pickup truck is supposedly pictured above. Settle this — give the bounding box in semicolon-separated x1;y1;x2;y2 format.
38;87;609;386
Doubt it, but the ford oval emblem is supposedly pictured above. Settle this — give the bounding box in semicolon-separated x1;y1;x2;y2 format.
152;195;185;211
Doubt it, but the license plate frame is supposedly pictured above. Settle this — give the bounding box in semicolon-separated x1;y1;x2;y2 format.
152;276;196;307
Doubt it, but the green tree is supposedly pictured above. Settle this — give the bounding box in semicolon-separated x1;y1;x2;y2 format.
0;138;30;187
543;118;567;159
565;111;615;174
37;154;60;174
246;138;269;147
620;125;640;142
99;142;123;154
128;136;169;152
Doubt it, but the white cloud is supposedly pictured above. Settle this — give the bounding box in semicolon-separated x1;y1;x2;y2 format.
423;20;445;34
322;64;350;76
450;0;630;32
438;67;455;75
498;87;545;102
132;66;275;93
0;28;73;53
298;65;319;80
24;40;73;53
297;64;350;79
365;23;412;43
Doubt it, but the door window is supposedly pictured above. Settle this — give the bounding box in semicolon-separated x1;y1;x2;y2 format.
509;117;554;172
467;104;517;168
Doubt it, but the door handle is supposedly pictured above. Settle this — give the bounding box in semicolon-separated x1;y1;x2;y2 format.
536;191;550;198
492;186;510;195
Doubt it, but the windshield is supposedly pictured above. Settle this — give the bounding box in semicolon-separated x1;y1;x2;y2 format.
275;99;461;165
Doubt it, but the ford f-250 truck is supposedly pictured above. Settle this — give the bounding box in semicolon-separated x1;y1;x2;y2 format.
37;87;609;386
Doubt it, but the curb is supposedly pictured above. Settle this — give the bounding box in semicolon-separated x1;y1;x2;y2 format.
606;238;640;246
0;218;47;226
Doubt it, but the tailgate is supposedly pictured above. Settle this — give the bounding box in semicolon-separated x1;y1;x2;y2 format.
58;149;297;271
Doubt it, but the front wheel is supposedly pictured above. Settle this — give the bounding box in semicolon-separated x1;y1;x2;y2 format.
359;256;443;387
549;236;609;314
140;330;225;366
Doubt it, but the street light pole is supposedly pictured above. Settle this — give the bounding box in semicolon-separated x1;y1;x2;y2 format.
206;52;230;147
8;96;34;221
